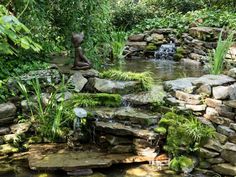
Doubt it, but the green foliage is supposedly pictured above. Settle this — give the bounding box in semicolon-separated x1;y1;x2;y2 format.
0;5;41;55
170;156;194;173
70;93;122;108
100;70;154;91
209;30;234;75
111;31;127;62
156;112;215;157
18;78;74;141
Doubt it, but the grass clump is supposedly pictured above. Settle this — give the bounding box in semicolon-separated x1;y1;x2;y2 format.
209;30;234;75
155;111;215;172
100;70;154;91
70;93;122;107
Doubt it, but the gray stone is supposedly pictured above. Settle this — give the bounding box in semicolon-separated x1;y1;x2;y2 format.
203;139;222;152
189;53;206;61
196;117;215;129
163;77;197;92
99;135;132;146
79;69;99;78
192;74;235;87
228;83;236;99
175;91;201;105
122;85;166;106
55;91;73;102
128;34;145;42
199;161;211;169
215;106;235;119
212;86;229;99
199;148;219;158
215;132;228;144
185;104;206;111
69;72;88;92
95;121;157;140
212;163;236;176
205;98;222;108
206;157;225;164
229;135;236;144
88;78;140;94
204;114;233;126
151;33;165;42
165;96;185;106
0;103;16;120
0;127;10;136
217;125;236;137
224;100;236;108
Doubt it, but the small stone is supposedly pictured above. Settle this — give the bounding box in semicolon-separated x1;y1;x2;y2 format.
10;122;31;134
79;69;99;78
196;84;211;95
223;142;236;152
0;103;16;124
185;104;206;111
228;68;236;78
205;98;222;108
205;107;218;116
215;133;228;144
73;108;87;118
151;33;165;41
199;148;219;158
229;135;236;144
128;34;145;42
212;86;229;99
230;123;236;131
217;125;236;137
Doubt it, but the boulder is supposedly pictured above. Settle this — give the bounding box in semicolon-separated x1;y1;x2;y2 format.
69;72;88;92
88;78;140;94
192;74;235;87
0;103;17;125
212;86;229;99
212;163;236;176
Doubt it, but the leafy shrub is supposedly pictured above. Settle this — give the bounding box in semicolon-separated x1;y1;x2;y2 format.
100;70;154;91
155;112;215;157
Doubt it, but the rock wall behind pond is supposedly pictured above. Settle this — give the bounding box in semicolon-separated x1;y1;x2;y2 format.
163;68;236;176
125;27;236;69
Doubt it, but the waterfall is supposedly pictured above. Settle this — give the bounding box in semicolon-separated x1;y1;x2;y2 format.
154;42;176;60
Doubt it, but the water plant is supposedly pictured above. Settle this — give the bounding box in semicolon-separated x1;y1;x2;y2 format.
209;30;234;75
100;70;154;91
18;78;74;141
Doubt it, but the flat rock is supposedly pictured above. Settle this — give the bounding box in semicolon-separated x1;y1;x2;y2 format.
230;123;236;131
163;77;197;92
203;139;222;152
122;85;166;106
69;72;88;92
192;74;235;86
212;86;229;99
93;107;159;127
0;127;10;136
126;41;147;49
217;125;236;137
223;142;236;152
128;34;145;42
0;144;18;155
175;91;201;105
224;100;236;108
185;104;206;111
28;144;155;171
228;67;236;78
221;150;236;165
95;121;157;140
205;98;222;108
88;78;140;94
79;69;99;78
0;103;16;125
199;148;219;158
212;163;236;176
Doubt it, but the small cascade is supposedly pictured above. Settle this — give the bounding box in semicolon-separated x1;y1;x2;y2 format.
154;42;176;60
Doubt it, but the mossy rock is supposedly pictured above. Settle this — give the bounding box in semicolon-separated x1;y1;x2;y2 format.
170;156;194;173
145;43;157;51
176;47;185;54
174;53;184;61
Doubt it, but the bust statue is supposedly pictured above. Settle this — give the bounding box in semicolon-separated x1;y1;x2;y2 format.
71;32;91;70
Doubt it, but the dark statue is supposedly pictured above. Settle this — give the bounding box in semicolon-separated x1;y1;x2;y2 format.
71;32;91;70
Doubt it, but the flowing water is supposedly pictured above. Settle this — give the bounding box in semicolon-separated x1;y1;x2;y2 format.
1;57;206;177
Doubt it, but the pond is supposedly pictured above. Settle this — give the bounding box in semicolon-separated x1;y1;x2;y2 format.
1;57;206;177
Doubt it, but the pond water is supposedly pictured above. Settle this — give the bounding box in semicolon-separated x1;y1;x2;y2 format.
1;58;206;177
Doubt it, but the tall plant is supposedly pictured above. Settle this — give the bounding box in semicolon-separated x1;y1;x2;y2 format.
209;30;234;75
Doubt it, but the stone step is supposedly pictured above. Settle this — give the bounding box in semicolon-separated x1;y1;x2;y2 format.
92;107;160;127
94;121;157;140
28;144;155;171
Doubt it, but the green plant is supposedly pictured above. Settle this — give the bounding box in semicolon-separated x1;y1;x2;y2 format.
100;70;154;91
111;31;127;63
70;93;122;107
209;30;234;75
18;78;74;141
155;112;215;157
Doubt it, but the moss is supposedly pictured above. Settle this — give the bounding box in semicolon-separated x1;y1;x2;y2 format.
154;127;167;135
174;53;184;61
145;43;157;51
100;70;154;91
170;156;194;172
176;47;185;54
70;93;122;107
